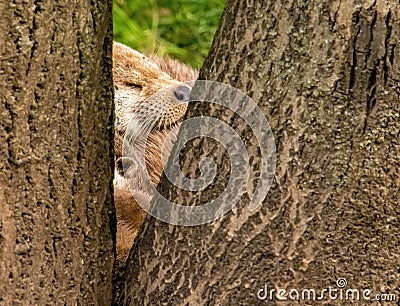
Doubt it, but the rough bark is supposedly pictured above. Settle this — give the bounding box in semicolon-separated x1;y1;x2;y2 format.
0;1;114;305
118;0;399;305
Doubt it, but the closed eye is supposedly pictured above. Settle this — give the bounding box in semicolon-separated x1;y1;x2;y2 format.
125;82;143;89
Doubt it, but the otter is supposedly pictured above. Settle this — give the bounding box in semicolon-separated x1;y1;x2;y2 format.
113;42;197;260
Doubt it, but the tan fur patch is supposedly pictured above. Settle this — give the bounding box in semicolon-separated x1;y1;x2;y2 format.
113;42;198;260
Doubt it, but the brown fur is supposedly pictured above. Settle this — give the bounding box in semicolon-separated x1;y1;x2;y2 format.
149;55;199;82
113;42;198;260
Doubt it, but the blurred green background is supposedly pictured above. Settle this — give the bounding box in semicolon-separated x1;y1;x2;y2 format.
113;0;226;69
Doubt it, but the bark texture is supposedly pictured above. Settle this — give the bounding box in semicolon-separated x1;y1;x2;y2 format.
0;0;114;304
118;0;399;305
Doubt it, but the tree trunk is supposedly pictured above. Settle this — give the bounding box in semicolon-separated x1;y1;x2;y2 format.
117;0;399;304
0;1;114;305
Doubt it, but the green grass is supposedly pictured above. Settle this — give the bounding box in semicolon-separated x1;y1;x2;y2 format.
113;0;226;69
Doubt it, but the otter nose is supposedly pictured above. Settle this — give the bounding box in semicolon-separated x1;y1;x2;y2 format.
173;85;191;102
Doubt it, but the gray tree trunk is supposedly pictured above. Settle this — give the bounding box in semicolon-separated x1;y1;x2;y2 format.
0;1;114;305
117;0;399;305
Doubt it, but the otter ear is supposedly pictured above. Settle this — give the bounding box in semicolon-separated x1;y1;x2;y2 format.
115;157;135;177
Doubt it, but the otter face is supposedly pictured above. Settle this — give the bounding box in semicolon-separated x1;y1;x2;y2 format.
113;42;190;139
